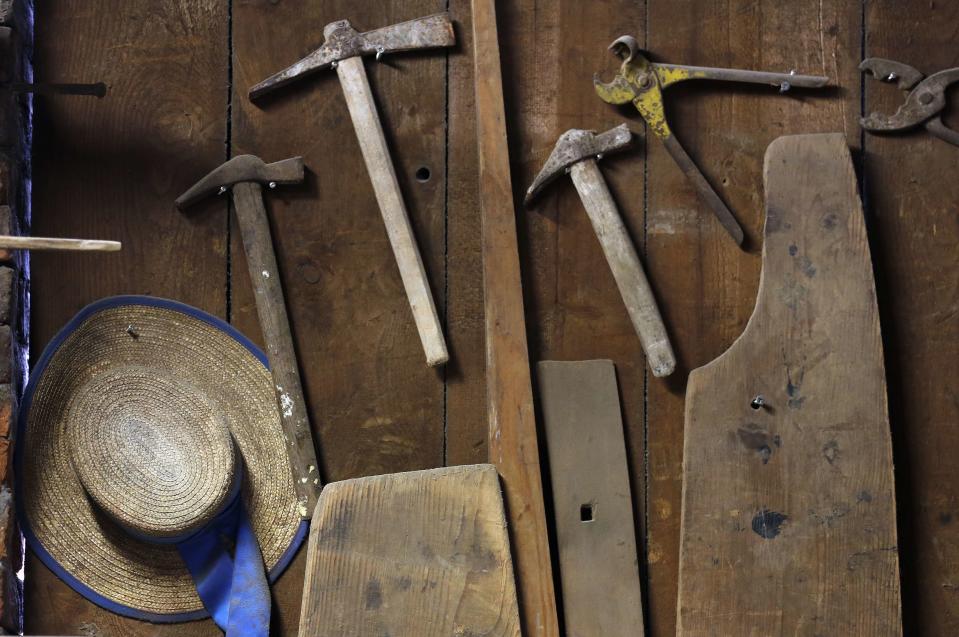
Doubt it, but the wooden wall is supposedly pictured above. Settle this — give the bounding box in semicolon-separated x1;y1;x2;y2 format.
24;0;958;635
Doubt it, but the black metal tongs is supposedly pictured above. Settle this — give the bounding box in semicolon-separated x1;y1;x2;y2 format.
861;58;959;147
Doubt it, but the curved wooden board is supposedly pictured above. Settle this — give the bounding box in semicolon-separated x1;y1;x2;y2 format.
677;133;902;635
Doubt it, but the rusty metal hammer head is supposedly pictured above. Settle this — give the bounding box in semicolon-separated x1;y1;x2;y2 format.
524;124;633;205
175;155;305;209
249;13;455;100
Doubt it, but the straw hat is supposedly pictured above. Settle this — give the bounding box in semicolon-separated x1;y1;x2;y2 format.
16;296;307;622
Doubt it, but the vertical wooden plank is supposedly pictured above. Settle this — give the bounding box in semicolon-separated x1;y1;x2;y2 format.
864;2;959;633
231;2;448;632
538;360;645;637
26;1;228;635
477;1;649;631
643;2;860;634
470;1;559;634
444;1;488;467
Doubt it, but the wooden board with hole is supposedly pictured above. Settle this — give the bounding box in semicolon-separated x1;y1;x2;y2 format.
676;134;901;635
537;360;645;637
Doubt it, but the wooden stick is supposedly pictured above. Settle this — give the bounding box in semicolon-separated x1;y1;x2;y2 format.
471;1;559;635
0;236;121;251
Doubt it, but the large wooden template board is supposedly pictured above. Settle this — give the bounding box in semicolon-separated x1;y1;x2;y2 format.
298;464;521;637
677;134;901;635
537;360;645;637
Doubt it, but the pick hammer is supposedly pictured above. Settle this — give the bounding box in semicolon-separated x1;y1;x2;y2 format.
250;14;455;367
177;155;320;519
526;124;675;377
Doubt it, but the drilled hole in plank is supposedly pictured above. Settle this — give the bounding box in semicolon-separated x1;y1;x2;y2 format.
415;166;431;182
580;503;594;523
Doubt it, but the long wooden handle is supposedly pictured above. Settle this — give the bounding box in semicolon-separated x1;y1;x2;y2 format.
336;56;449;367
233;182;321;519
471;1;560;635
660;133;745;246
0;236;121;251
570;160;675;377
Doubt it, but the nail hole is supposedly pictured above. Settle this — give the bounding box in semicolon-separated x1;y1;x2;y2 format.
580;503;594;523
415;166;431;182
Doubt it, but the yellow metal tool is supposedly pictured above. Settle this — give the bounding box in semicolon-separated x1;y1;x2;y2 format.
595;36;828;247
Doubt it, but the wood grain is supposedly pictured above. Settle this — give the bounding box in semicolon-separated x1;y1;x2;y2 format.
642;3;860;633
864;2;959;632
27;1;229;635
677;133;901;635
538;360;645;637
299;465;520;637
471;1;559;635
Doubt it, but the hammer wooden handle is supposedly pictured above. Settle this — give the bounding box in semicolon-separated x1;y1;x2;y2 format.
233;182;321;517
570;160;676;377
336;56;448;366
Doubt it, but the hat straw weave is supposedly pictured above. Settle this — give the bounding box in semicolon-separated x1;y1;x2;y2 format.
18;297;306;619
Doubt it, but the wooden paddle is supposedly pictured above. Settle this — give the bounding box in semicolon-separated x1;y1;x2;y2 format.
298;465;521;637
677;133;902;635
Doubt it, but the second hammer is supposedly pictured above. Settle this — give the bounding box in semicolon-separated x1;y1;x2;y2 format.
251;13;454;367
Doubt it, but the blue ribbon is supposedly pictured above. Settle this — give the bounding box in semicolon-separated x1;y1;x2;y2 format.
177;496;270;635
119;467;271;635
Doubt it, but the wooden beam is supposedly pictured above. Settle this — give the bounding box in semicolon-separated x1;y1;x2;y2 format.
471;1;559;635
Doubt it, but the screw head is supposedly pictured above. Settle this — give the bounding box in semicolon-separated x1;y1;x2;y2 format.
268;181;277;189
887;72;898;82
918;91;934;105
375;46;385;61
750;395;766;410
637;73;652;88
779;81;791;93
217;186;227;195
126;324;139;338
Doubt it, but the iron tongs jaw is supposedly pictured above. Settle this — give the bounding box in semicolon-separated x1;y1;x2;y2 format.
594;37;828;248
860;58;959;147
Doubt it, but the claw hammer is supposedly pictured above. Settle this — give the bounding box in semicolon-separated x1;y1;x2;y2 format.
250;14;455;367
177;155;320;519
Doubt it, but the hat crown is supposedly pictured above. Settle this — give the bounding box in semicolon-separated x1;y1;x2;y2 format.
67;366;238;540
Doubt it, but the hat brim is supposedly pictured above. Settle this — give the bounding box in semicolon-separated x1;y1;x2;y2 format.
16;296;308;622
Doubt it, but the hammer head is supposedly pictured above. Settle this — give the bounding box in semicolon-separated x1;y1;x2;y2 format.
176;155;304;210
525;124;633;205
249;13;455;100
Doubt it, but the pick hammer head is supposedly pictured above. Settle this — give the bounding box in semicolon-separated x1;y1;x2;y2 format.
249;13;455;100
176;155;305;210
525;124;634;205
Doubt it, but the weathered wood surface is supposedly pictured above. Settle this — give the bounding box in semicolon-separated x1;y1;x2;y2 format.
27;1;229;635
538;360;645;637
471;0;559;634
24;0;959;635
678;133;901;634
299;465;520;637
864;2;959;633
642;3;861;633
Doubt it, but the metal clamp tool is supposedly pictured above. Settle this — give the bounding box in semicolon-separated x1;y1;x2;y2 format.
861;58;959;147
594;36;828;247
